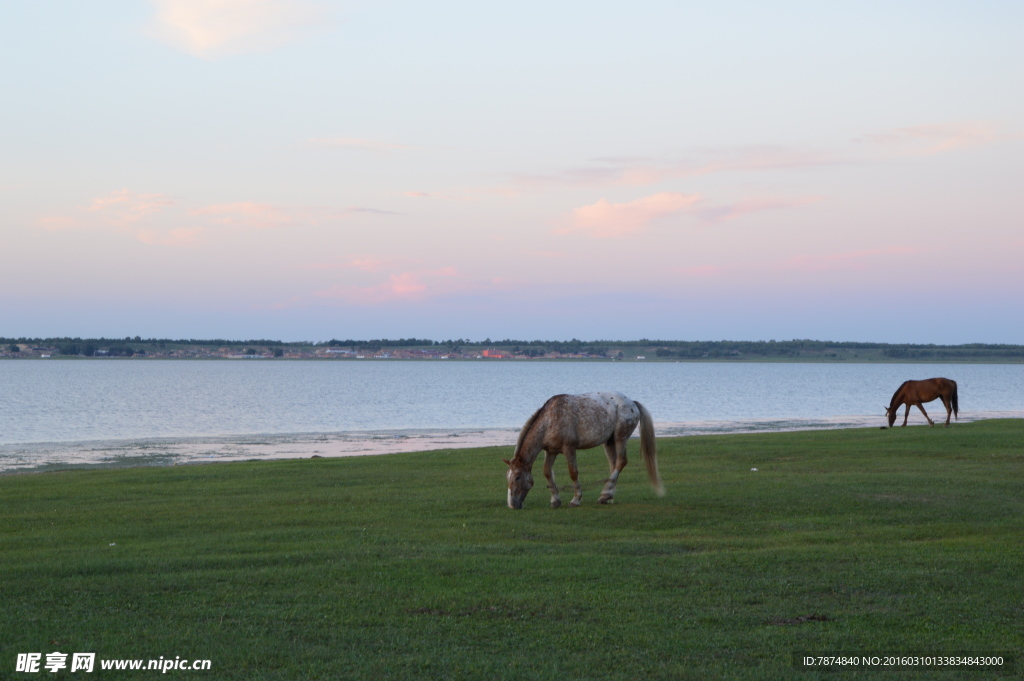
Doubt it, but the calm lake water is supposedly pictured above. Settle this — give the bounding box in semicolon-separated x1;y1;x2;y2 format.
2;360;1022;471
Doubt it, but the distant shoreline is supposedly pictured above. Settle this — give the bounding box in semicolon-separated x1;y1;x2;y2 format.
5;338;1024;362
4;356;1024;364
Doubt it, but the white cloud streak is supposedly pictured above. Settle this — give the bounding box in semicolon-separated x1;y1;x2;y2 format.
148;0;331;59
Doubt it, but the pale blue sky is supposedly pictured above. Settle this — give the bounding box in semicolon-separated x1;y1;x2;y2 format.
2;1;1022;342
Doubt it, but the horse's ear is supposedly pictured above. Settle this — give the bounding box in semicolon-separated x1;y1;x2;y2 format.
502;458;512;467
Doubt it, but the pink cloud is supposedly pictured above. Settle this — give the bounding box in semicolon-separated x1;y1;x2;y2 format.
88;188;174;224
314;267;461;304
462;123;1014;200
563;192;701;238
507;146;844;193
39;188;190;246
862;122;1010;155
190;202;296;228
387;272;427;296
37;189;393;248
695;196;822;224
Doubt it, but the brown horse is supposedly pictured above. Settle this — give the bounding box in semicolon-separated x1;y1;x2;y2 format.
503;392;664;509
885;377;959;427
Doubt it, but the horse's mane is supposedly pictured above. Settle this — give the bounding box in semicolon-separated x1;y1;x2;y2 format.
889;380;910;408
512;396;557;460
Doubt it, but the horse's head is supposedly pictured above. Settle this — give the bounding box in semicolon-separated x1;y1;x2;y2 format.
503;458;534;509
884;405;896;427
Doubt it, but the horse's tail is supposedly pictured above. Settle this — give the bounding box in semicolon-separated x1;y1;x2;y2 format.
951;380;959;419
634;400;664;497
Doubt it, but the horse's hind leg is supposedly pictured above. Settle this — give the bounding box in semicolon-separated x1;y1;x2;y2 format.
940;396;952;426
602;440;617;474
564;447;583;507
599;439;627;504
543;451;561;509
916;403;934;426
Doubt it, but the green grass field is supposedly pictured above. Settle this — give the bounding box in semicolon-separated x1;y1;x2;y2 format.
2;421;1021;680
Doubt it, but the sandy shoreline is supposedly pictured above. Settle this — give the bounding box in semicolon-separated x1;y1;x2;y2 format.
3;412;1021;474
0;428;521;474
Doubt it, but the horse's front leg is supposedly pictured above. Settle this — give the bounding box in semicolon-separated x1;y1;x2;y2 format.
543;451;561;509
916;403;934;426
902;404;911;426
564;447;582;507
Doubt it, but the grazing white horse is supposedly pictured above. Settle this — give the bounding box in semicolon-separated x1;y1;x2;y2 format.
503;392;664;509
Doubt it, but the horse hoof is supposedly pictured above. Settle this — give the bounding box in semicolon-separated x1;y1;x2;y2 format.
550;499;561;509
598;494;613;504
569;499;581;508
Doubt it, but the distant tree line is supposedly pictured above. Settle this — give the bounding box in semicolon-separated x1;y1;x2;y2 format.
52;342;144;357
0;336;287;357
4;336;1024;359
325;338;436;352
881;345;1024;359
311;337;1024;359
0;336;285;346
